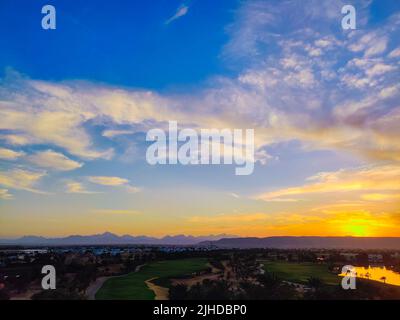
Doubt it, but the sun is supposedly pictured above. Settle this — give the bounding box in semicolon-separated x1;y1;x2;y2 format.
342;223;371;237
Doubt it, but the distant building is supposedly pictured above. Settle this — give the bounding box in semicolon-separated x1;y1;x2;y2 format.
340;253;358;262
391;252;400;260
368;254;383;263
17;254;25;261
64;252;96;265
316;253;331;262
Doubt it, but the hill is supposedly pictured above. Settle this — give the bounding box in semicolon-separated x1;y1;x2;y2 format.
199;236;400;249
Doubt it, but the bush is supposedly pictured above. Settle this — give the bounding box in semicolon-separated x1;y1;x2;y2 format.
31;289;83;300
0;289;10;300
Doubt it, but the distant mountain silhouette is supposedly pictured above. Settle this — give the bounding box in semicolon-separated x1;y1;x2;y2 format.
199;236;400;249
3;234;400;248
0;232;235;246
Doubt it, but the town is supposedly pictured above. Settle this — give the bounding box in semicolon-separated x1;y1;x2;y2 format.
1;245;400;300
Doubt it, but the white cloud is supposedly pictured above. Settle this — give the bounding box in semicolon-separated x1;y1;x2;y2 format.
102;129;136;138
0;79;115;161
307;47;323;57
341;74;370;89
125;185;141;193
0;169;46;193
91;209;141;215
379;85;399;99
0;134;32;146
285;69;316;88
65;181;97;194
0;0;399;172
88;176;129;186
0;148;25;160
348;33;388;57
165;5;189;25
88;176;140;193
188;213;269;223
365;63;396;77
315;39;331;48
27;150;83;171
388;47;400;58
257;165;400;201
0;188;13;200
364;37;388;57
255;149;273;165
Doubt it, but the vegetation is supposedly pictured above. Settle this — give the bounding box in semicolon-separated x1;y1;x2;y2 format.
31;289;84;300
262;261;340;286
169;273;298;300
3;247;400;300
96;258;208;300
170;279;233;300
0;289;10;300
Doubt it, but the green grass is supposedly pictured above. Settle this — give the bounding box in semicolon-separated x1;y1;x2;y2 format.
262;261;340;286
95;258;208;300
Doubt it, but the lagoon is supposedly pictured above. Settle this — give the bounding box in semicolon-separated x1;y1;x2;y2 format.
340;266;400;286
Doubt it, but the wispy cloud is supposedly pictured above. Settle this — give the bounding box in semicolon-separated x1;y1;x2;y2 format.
88;176;141;193
0;147;25;160
361;193;400;202
165;4;189;25
0;168;46;193
91;209;141;215
188;213;269;224
228;192;240;199
1;0;399;238
65;181;97;194
256;165;400;201
102;129;136;138
27;150;83;171
0;188;13;200
389;47;400;58
88;176;129;186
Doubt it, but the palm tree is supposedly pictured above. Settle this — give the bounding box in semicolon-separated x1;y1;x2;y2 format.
169;284;188;300
307;276;323;289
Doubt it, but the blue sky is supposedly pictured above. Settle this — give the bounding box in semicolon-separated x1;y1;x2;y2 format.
0;0;236;89
0;0;400;238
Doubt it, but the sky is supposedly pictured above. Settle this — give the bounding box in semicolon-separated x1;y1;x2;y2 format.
0;0;399;238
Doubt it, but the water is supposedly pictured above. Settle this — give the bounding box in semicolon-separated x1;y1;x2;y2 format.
340;266;400;286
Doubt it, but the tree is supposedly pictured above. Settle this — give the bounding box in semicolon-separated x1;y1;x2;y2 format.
169;284;188;300
307;276;323;289
32;289;83;300
0;289;10;300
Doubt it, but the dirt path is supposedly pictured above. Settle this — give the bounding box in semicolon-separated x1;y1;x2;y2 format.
86;264;145;300
86;276;115;300
145;277;169;300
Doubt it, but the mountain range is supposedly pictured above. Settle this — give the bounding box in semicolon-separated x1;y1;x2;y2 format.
0;232;234;246
2;233;400;249
199;236;400;249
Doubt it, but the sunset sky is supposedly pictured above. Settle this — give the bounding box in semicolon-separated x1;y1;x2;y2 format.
0;0;399;238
